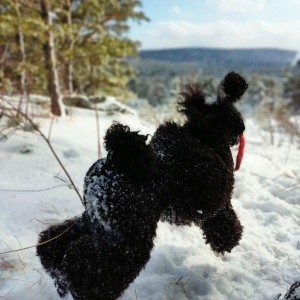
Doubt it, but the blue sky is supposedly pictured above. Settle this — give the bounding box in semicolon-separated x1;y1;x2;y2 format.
128;0;300;50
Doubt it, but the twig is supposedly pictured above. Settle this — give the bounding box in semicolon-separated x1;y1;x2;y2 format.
292;215;300;226
93;101;101;159
0;105;83;204
12;235;26;267
260;173;282;189
0;222;75;255
175;276;183;285
31;276;49;299
2;283;18;299
283;140;292;167
48;115;55;140
274;183;299;197
0;258;18;271
0;239;12;252
53;174;69;183
250;241;263;299
0;184;71;193
30;219;51;225
32;269;44;287
0;43;9;63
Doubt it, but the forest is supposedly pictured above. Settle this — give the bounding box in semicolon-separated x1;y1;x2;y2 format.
0;0;148;116
1;0;300;119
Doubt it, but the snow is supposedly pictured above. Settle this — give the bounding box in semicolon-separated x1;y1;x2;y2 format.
0;103;300;300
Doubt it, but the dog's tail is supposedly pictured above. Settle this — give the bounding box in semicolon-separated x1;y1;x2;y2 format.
104;123;155;182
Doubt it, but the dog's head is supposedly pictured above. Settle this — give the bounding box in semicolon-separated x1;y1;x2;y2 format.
179;72;248;148
104;123;155;182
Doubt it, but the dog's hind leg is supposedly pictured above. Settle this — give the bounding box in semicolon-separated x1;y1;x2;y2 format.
36;216;84;297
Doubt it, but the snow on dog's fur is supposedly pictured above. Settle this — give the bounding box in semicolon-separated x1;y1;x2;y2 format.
152;71;247;253
37;72;247;299
37;125;160;300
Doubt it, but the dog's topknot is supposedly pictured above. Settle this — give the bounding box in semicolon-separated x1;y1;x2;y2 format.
178;84;206;120
223;71;248;102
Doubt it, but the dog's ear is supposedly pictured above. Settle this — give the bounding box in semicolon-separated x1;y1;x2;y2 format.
220;72;248;103
178;84;206;120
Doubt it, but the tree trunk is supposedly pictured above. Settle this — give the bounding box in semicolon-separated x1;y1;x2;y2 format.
66;0;74;94
18;29;27;97
14;0;28;110
40;0;65;116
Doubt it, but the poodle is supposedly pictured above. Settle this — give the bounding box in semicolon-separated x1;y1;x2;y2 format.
37;125;161;300
279;281;300;300
151;71;247;253
36;71;247;299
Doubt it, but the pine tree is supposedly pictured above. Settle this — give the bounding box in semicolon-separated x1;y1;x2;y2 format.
56;0;149;99
39;0;65;116
0;0;148;115
0;0;26;95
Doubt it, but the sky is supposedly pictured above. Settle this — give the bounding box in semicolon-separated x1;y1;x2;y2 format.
128;0;300;51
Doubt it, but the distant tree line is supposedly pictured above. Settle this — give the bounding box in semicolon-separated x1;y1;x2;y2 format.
2;0;300;117
284;60;300;112
128;60;218;106
129;59;300;112
0;0;148;115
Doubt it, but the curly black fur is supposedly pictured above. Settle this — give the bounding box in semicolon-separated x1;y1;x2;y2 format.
103;123;154;182
37;125;160;300
200;204;243;254
151;71;247;253
37;72;247;299
222;71;248;102
151;122;232;221
280;280;300;300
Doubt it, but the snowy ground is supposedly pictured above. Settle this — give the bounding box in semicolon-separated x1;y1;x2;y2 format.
0;103;300;300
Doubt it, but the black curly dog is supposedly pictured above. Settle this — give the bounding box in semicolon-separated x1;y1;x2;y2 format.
152;71;247;253
37;72;248;299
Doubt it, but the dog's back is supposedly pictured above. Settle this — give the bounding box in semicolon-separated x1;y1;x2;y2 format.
37;124;161;300
150;72;247;253
151;121;232;224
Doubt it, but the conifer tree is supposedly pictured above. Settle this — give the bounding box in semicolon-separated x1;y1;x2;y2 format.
0;0;148;115
0;0;28;95
56;0;148;98
39;0;65;116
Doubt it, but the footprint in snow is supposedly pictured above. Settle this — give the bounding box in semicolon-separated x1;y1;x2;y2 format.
63;148;80;159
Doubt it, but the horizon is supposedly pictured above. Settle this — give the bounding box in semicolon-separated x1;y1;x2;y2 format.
128;0;300;52
137;46;297;52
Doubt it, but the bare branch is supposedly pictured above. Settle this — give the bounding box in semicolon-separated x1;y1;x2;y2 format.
0;221;75;255
0;44;9;63
100;12;118;26
93;101;101;159
0;184;71;193
0;104;83;204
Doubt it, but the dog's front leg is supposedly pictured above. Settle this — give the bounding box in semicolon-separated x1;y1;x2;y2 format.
199;204;243;254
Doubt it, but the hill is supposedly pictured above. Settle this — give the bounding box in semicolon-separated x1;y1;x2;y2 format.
138;47;297;75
